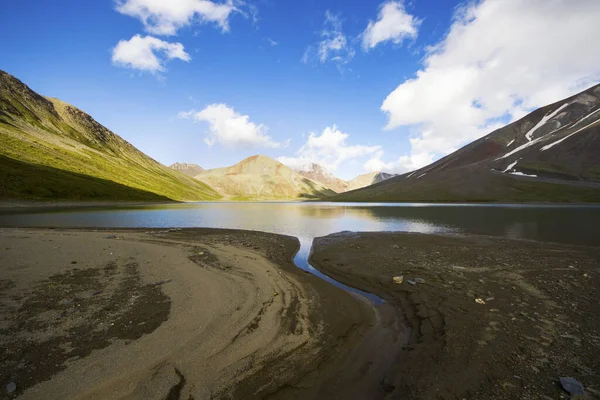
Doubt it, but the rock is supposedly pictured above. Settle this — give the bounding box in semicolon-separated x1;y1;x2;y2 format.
414;278;425;284
475;298;486;305
451;265;466;270
407;280;417;285
560;377;584;396
392;276;404;284
6;382;16;394
104;235;117;239
485;297;495;302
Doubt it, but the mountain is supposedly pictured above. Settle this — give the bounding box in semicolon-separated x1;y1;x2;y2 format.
292;163;395;193
0;70;220;202
193;155;335;200
346;172;395;192
333;84;600;203
169;162;205;177
296;163;349;193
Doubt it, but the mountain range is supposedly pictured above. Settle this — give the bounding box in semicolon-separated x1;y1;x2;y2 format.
334;84;600;202
1;69;599;203
0;71;220;202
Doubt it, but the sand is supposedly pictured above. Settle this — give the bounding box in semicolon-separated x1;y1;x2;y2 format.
0;228;375;400
310;232;600;399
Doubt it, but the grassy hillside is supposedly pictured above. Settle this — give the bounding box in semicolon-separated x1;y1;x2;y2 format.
0;71;221;202
195;155;335;200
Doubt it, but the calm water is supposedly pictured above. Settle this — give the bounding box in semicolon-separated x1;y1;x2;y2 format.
2;202;600;303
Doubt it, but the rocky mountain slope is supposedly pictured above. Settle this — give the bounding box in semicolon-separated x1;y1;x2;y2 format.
0;70;220;202
334;84;600;202
295;163;349;193
194;155;335;200
346;172;395;192
294;163;395;193
169;162;205;177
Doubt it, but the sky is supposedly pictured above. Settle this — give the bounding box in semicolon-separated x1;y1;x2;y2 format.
1;0;600;180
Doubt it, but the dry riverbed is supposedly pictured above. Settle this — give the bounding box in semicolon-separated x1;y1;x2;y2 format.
0;228;375;400
310;232;600;399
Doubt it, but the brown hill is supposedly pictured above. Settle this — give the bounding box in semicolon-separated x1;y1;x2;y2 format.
194;155;335;200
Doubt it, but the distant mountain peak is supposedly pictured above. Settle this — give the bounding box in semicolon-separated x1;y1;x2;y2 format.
169;162;205;177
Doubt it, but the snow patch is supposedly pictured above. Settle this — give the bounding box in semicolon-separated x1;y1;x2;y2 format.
406;171;416;179
541;119;600;151
497;137;543;160
510;171;537;178
417;173;427;179
506;139;515;147
502;160;518;173
572;108;600;127
524;103;570;141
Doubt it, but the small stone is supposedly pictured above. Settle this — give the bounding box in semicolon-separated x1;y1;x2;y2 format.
560;377;584;396
475;298;486;305
274;292;278;297
6;382;16;394
485;297;495;302
407;280;417;285
414;278;425;284
392;276;404;284
198;252;204;255
451;265;466;270
583;273;589;278
104;235;117;239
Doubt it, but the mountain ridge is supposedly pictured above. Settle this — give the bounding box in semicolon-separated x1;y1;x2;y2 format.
0;70;221;202
333;83;600;203
193;155;335;200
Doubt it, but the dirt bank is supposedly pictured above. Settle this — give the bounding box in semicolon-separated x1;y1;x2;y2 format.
0;228;375;400
310;232;600;399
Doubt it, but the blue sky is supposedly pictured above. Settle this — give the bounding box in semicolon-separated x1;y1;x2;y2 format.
2;1;600;180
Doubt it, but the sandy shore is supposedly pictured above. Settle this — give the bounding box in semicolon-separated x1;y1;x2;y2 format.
0;228;377;400
311;232;600;399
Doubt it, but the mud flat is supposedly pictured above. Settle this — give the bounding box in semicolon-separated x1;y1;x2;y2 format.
310;232;600;399
0;228;378;400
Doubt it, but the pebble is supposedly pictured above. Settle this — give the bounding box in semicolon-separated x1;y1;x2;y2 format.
392;276;404;284
559;377;584;396
475;298;486;305
414;278;425;284
6;382;16;394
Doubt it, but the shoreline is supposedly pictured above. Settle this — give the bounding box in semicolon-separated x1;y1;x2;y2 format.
0;228;381;399
310;231;600;399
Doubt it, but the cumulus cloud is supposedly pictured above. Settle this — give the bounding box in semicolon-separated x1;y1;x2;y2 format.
178;104;282;149
112;35;190;72
278;125;380;173
364;150;434;174
115;0;238;35
361;1;420;50
302;11;355;67
379;0;600;172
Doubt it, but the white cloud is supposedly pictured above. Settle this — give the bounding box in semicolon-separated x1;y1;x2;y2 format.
380;0;600;172
267;38;278;46
361;1;420;50
115;0;238;35
178;104;282;149
302;11;355;67
278;125;380;172
364;150;434;174
112;34;190;72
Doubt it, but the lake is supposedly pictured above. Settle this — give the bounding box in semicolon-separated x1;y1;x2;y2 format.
2;202;599;302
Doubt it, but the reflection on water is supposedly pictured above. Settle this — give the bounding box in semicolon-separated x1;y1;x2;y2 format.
1;202;600;246
2;202;599;302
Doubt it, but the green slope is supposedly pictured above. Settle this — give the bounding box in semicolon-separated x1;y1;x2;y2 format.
0;71;221;202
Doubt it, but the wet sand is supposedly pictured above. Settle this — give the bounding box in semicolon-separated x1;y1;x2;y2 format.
310;232;600;399
0;228;378;400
